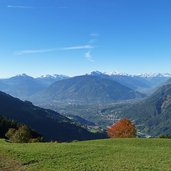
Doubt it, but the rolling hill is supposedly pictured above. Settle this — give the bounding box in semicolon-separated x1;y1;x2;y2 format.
0;91;104;142
30;75;144;105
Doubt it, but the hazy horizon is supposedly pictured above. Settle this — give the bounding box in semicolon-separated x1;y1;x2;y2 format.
1;70;171;79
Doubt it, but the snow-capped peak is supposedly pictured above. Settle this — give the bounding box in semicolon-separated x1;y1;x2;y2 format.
39;74;69;79
90;71;107;76
90;71;171;78
110;71;131;76
137;73;171;78
90;71;131;77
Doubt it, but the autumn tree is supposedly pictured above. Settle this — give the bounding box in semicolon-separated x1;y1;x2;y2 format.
107;118;136;138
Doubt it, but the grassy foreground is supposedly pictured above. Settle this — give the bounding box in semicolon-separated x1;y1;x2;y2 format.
0;138;171;171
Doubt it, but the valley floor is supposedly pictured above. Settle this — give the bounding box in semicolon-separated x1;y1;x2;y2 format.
0;138;171;171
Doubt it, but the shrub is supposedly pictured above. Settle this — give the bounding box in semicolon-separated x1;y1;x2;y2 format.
6;125;33;143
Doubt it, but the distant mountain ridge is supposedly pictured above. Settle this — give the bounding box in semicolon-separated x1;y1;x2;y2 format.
36;74;69;86
90;71;171;78
0;72;170;102
90;71;170;93
30;75;144;105
0;74;45;99
0;74;69;100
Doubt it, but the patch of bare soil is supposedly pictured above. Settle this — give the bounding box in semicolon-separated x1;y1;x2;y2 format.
0;155;28;171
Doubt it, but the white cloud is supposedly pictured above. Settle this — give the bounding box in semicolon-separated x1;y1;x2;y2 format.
16;48;56;55
85;51;94;62
7;5;33;9
61;45;94;50
15;45;94;55
7;5;68;9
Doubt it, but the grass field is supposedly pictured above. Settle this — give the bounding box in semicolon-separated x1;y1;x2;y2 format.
0;138;171;171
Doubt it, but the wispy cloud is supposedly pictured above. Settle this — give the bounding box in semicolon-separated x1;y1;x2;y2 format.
15;45;94;56
61;45;93;50
7;5;68;10
85;51;94;62
88;33;99;46
84;33;99;62
90;33;99;38
7;5;33;9
16;48;57;56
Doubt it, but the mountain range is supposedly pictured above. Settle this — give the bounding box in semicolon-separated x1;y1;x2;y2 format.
30;75;144;105
0;74;68;100
90;71;170;93
0;71;169;102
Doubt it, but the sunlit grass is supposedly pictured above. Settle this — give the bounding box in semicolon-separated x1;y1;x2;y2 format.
0;138;171;171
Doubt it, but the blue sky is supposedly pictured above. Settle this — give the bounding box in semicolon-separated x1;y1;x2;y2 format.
0;0;171;77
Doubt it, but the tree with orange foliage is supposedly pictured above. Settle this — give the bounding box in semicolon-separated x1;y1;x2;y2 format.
107;118;136;138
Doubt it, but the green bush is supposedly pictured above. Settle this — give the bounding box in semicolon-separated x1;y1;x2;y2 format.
5;125;42;143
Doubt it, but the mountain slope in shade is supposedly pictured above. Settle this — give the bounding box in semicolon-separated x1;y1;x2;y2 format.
120;83;171;136
0;91;103;141
31;75;144;105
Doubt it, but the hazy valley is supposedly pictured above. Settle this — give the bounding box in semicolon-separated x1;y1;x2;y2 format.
0;71;171;138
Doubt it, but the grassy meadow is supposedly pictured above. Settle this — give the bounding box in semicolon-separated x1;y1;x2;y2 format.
0;138;171;171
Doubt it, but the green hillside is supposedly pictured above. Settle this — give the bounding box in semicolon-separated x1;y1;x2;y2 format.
119;83;171;136
0;138;171;171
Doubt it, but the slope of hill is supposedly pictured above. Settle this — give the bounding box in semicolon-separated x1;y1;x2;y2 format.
119;83;171;136
67;115;96;126
0;91;103;141
31;75;144;105
0;138;171;171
